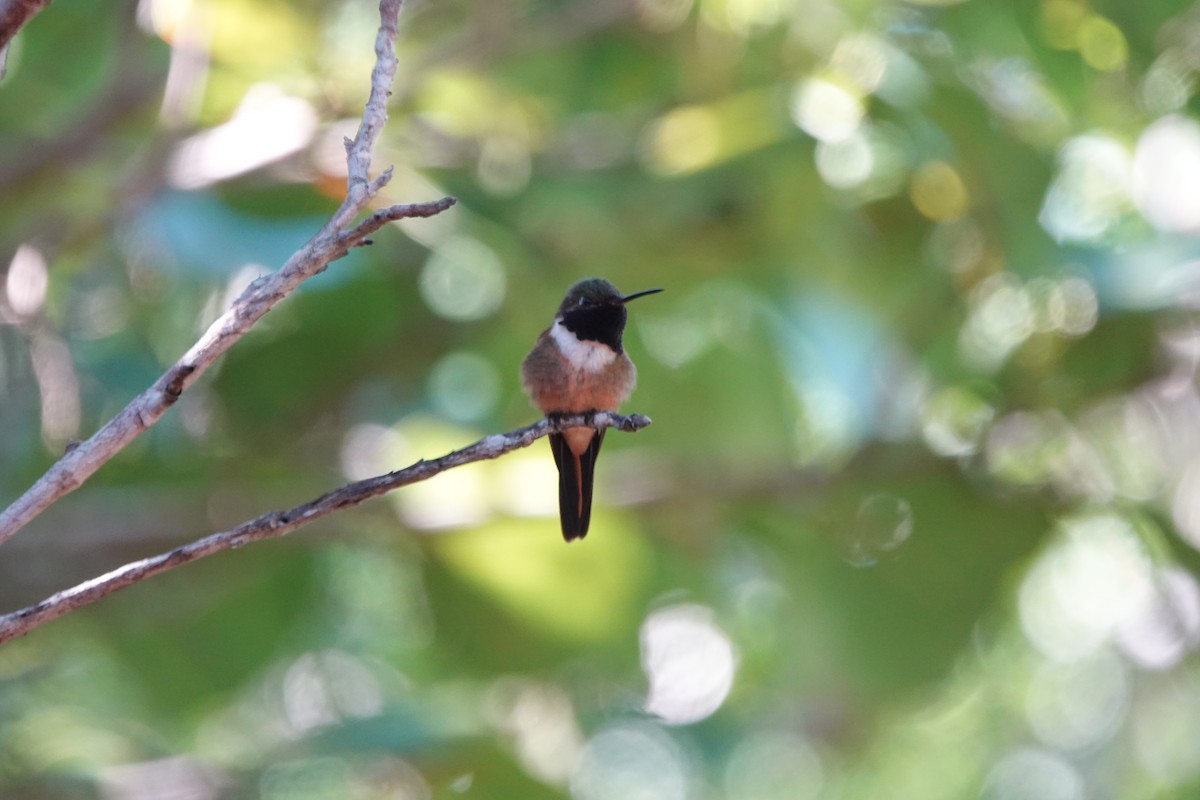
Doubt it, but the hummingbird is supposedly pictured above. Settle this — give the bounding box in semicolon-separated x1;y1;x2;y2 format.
521;278;662;541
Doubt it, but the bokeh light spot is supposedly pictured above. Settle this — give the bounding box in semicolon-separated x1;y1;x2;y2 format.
985;410;1073;488
815;130;873;189
959;273;1035;371
389;417;491;529
1018;513;1153;662
790;78;864;143
419;237;506;321
830;33;888;95
488;680;584;786
644;105;722;175
1040;0;1086;49
927;217;985;274
1140;50;1193;115
1025;650;1128;750
1116;566;1200;670
571;723;688;800
168;84;317;189
1039;134;1131;242
340;423;405;482
910;160;968;221
30;333;82;448
973;59;1069;145
641;604;737;725
6;244;48;319
920;385;994;457
1047;276;1098;336
1077;15;1128;72
478;137;532;196
638;308;712;368
980;747;1083;800
428;351;501;423
492;451;560;518
1132;115;1200;233
282;650;383;734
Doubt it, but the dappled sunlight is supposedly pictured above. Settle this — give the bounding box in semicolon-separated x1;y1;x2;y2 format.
10;0;1200;797
432;518;653;642
642;90;784;176
387;417;492;530
11;707;136;774
491;451;560;518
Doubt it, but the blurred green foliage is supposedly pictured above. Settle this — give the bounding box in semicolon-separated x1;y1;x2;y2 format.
4;0;1200;797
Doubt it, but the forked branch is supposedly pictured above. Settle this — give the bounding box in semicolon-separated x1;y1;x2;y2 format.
0;0;456;545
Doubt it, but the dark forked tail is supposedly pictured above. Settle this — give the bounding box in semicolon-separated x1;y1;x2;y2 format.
548;430;606;541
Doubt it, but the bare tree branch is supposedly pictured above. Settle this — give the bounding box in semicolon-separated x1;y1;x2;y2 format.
0;412;653;645
0;0;456;546
0;0;50;53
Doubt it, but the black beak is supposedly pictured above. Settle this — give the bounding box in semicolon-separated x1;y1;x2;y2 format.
621;288;664;304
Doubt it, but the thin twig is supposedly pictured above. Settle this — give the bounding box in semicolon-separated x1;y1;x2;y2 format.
0;0;455;546
0;412;653;645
